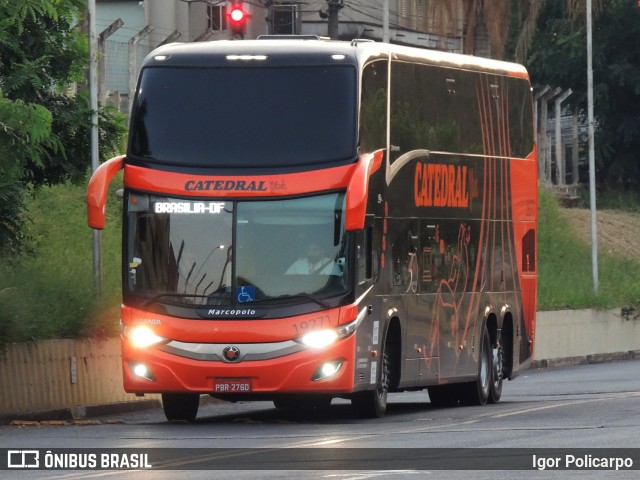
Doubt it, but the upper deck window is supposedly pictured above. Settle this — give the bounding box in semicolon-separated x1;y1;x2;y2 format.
129;65;357;169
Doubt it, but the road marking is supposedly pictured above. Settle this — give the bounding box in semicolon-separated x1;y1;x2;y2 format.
323;471;422;480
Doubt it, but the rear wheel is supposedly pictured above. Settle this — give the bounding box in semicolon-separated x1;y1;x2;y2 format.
458;325;491;406
162;393;200;422
351;344;390;418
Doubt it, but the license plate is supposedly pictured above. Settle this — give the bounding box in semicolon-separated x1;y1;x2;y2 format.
213;378;252;393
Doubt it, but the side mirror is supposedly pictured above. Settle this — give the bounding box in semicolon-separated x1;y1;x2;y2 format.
87;155;125;229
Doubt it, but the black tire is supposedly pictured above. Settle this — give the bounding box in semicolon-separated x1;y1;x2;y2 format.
458;325;491;406
162;393;200;422
351;345;390;418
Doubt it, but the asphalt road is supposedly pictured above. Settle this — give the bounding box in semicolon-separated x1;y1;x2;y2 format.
1;359;639;480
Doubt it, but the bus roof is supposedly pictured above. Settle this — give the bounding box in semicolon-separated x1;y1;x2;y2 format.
142;38;529;80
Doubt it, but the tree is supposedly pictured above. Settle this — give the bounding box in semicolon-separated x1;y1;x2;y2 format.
426;0;542;60
526;0;640;188
0;0;126;255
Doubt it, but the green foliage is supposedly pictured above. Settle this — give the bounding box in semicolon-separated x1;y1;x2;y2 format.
0;91;54;255
526;0;640;189
0;0;86;97
0;176;123;346
0;0;127;255
537;188;640;310
26;94;127;186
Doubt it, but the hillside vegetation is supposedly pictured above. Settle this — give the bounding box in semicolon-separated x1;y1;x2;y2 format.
1;182;639;345
0;177;123;344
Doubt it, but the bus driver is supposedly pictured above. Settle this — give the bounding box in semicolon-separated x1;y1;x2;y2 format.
286;242;335;275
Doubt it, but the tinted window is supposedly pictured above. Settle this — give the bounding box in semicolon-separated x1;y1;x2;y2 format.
390;61;533;159
360;60;387;153
129;66;357;168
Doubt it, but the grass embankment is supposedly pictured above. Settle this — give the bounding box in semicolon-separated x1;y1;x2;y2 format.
0;176;122;344
537;188;640;310
1;183;639;345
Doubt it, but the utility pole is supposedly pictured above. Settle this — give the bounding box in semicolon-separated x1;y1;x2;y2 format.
586;0;599;293
382;0;389;42
88;0;101;299
327;0;343;39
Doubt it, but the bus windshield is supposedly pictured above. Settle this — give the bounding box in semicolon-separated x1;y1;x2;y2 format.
125;192;350;309
129;65;357;168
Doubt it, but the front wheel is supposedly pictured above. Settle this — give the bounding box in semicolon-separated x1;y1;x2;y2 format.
351;346;390;418
162;393;200;422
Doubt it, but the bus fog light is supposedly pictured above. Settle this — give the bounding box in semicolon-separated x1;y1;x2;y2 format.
301;329;338;349
130;362;156;381
312;361;343;381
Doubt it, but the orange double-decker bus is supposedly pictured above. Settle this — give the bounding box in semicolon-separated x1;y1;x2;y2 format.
87;37;537;422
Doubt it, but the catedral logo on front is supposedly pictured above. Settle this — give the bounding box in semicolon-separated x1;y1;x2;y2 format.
185;180;267;192
414;162;470;208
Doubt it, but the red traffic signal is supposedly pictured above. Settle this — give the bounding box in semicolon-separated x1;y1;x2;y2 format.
229;6;246;24
228;4;247;37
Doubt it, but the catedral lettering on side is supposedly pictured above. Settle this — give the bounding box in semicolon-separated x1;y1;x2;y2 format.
185;180;268;192
414;162;469;208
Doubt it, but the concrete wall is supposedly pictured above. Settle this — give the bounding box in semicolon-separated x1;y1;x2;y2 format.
1;309;639;419
0;338;158;419
534;309;640;362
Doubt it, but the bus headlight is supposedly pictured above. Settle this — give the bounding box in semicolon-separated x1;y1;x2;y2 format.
298;307;368;349
301;329;339;349
126;325;167;349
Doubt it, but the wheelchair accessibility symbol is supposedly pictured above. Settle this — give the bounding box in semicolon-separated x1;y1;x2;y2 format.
236;286;256;303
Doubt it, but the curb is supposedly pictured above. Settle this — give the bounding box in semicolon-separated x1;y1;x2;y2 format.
0;399;160;425
530;350;639;369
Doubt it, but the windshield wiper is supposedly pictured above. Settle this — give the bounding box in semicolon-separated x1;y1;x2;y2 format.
140;293;210;308
252;293;331;309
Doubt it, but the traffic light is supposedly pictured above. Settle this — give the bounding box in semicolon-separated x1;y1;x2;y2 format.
228;4;247;39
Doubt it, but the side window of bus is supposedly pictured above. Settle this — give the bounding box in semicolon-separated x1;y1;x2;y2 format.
356;226;373;287
390;220;419;293
390;61;419;163
390;61;485;159
360;60;388;154
508;77;534;158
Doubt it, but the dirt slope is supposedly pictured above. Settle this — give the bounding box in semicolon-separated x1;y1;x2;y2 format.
560;208;640;262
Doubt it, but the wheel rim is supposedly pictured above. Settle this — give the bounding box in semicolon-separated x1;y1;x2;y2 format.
480;342;490;389
480;334;491;390
492;346;504;388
